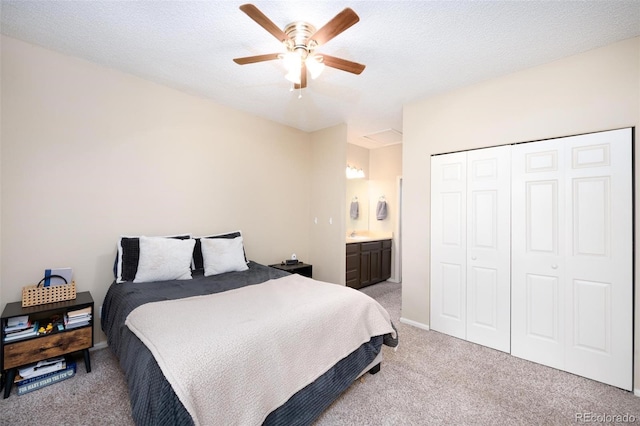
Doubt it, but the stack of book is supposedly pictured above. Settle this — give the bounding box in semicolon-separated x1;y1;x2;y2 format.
64;306;91;329
15;356;76;396
3;315;38;342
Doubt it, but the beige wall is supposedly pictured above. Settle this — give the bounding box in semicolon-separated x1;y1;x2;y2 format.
346;143;370;232
636;34;640;392
403;37;639;383
369;144;402;282
369;144;402;236
309;124;347;285
346;143;370;178
1;36;315;343
0;35;3;314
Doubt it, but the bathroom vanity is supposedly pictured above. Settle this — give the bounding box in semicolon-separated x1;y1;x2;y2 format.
346;235;391;289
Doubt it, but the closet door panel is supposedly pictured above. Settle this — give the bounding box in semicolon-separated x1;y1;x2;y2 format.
525;274;560;341
440;263;464;320
564;129;632;391
431;152;467;339
466;146;511;352
527;180;558;253
511;140;565;369
513;128;632;391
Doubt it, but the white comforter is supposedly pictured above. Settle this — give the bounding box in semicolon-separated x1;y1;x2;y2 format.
125;273;396;426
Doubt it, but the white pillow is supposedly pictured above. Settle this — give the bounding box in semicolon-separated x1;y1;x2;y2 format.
201;236;249;276
114;233;191;283
134;236;196;283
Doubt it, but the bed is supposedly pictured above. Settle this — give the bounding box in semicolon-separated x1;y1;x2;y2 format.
101;233;398;425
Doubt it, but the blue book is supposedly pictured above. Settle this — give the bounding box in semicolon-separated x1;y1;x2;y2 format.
16;361;76;396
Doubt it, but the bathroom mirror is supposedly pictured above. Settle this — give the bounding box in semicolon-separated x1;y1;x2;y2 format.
346;179;369;233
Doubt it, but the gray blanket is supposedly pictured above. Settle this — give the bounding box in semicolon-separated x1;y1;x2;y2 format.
101;261;397;425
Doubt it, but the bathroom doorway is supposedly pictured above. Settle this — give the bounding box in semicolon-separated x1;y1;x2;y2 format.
394;176;403;283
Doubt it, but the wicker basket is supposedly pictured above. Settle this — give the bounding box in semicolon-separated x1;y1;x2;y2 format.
21;281;77;307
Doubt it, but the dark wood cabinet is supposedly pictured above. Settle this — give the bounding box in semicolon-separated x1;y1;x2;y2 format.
370;248;382;284
347;239;391;289
381;241;392;279
346;244;360;288
359;250;371;286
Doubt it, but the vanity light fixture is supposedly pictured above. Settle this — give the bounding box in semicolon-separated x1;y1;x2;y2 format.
346;165;365;179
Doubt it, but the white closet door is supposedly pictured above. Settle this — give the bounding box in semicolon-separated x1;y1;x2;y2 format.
431;152;467;339
511;140;566;369
466;146;511;353
563;129;632;391
512;128;632;390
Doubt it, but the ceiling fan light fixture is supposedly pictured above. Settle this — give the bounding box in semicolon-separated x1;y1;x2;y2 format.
280;52;300;71
306;55;325;79
235;5;364;91
285;70;301;85
281;51;303;84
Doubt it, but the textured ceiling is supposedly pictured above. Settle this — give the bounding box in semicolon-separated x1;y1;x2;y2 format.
2;1;639;148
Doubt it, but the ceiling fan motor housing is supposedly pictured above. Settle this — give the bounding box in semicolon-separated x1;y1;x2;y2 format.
284;22;318;58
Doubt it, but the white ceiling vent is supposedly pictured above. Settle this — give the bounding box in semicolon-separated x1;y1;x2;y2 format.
361;129;403;147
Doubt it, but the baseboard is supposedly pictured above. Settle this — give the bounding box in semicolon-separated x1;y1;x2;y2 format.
634;388;640;397
399;317;430;331
90;341;108;351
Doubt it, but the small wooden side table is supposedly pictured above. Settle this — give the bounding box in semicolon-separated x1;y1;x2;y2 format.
269;262;313;278
1;291;94;398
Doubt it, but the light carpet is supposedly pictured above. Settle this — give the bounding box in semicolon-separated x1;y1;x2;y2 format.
1;281;639;425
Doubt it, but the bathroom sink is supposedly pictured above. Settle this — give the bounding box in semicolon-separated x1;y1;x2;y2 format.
346;232;393;243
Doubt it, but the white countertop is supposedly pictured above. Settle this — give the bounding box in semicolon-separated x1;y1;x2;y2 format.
345;232;393;244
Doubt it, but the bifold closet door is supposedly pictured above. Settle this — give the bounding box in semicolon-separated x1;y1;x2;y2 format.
511;128;632;391
431;151;467;340
465;147;511;353
431;146;511;352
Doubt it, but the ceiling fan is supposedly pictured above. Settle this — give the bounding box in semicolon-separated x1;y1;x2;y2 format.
233;4;366;90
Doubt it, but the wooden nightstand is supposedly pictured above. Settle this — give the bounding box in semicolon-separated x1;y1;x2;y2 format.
1;291;94;398
269;262;313;278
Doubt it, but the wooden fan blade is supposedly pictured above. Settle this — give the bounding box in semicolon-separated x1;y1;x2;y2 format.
311;8;359;46
233;53;280;65
322;54;366;75
239;4;287;42
294;63;308;89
